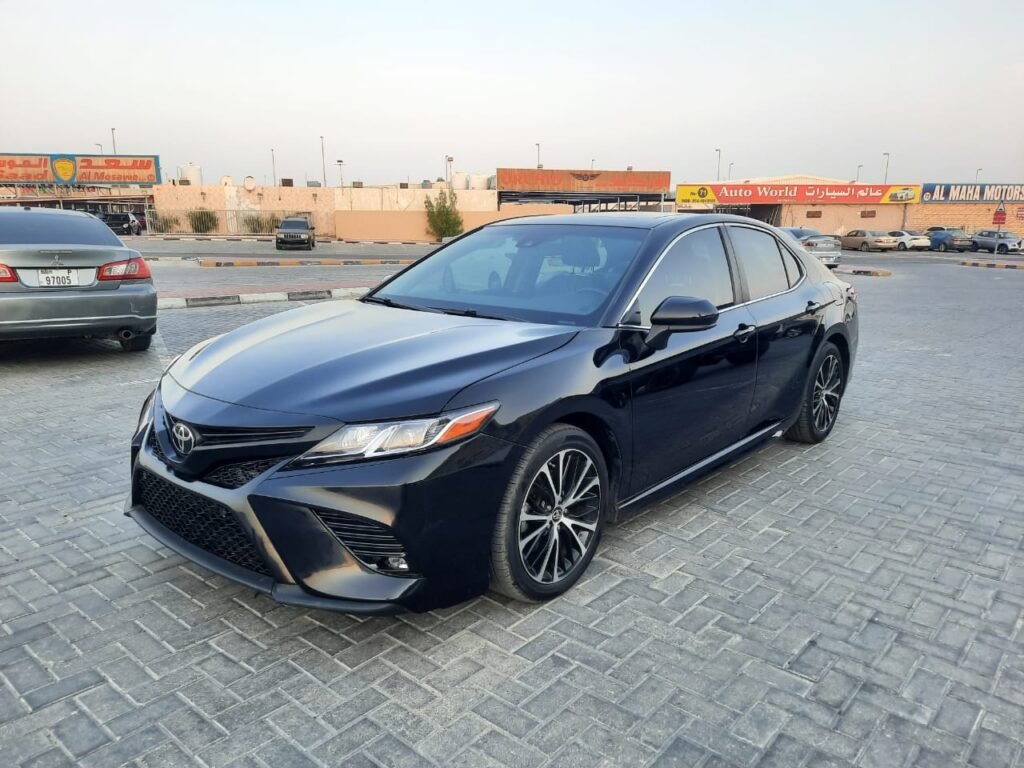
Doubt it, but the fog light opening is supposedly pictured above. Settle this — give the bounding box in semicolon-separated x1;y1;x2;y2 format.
385;556;409;572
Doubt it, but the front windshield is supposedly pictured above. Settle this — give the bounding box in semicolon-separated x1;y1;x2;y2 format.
370;223;648;325
280;219;308;230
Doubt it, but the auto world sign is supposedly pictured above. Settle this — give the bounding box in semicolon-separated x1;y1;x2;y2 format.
0;153;161;185
921;183;1024;203
676;183;921;206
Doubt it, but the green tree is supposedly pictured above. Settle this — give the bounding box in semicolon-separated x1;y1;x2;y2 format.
424;189;464;240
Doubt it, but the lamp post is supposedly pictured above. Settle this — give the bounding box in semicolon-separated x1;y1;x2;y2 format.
882;152;890;184
110;128;117;154
95;143;103;154
591;158;595;170
320;136;327;188
336;160;344;187
536;143;541;169
727;162;734;180
975;168;983;183
715;148;721;181
270;148;276;186
855;164;863;182
444;155;454;184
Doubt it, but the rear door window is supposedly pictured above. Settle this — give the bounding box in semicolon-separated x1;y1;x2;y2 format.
728;227;791;300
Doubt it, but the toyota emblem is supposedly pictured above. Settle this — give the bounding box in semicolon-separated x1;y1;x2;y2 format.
171;422;196;456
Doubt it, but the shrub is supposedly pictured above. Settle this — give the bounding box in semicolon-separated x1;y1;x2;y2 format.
241;213;281;234
147;211;180;233
424;189;464;240
186;208;219;234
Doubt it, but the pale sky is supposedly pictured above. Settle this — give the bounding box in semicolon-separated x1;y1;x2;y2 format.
2;0;1022;186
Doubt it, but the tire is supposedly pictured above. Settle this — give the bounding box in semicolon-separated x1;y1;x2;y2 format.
938;243;948;252
785;341;845;444
275;244;282;251
970;243;979;252
897;242;907;251
491;424;609;602
120;334;152;352
859;242;870;252
997;245;1008;255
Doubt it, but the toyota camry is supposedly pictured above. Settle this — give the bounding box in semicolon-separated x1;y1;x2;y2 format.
127;213;858;613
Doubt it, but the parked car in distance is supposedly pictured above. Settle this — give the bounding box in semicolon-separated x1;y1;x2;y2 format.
888;230;931;251
0;207;156;350
275;216;316;250
100;212;142;236
780;227;841;268
127;213;859;613
930;229;972;252
133;210;147;231
971;230;1022;254
840;230;897;252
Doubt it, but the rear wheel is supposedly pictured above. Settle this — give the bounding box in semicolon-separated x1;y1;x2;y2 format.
938;242;948;252
970;243;979;251
491;425;608;602
786;341;845;444
897;242;907;251
120;334;152;352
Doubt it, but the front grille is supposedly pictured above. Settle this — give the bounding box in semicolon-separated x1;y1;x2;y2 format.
203;458;286;489
148;428;170;465
136;470;271;577
163;414;311;447
312;509;414;576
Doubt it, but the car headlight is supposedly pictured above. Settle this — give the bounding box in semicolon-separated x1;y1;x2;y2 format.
135;389;155;434
292;402;499;466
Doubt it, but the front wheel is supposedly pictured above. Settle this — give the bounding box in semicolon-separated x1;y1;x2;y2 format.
897;242;907;251
859;242;870;252
491;425;608;602
938;243;948;252
997;244;1008;255
786;341;845;444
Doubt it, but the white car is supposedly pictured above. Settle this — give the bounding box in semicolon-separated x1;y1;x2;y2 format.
888;230;931;251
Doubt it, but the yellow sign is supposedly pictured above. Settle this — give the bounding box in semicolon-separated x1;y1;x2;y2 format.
676;185;719;204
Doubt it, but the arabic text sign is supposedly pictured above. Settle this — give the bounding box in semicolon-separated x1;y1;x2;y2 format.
920;183;1024;204
497;168;671;194
0;154;161;185
676;184;921;206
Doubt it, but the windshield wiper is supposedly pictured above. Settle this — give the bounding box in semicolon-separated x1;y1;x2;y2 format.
430;306;510;321
362;295;440;313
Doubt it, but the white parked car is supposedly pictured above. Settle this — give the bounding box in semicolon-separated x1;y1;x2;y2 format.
888;230;931;251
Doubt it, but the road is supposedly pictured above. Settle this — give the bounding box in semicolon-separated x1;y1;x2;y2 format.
2;259;1023;767
131;238;435;260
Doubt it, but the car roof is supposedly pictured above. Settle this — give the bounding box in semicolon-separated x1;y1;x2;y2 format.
0;206;100;222
486;211;775;233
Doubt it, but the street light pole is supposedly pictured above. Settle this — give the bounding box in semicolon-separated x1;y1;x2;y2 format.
856;164;863;182
536;143;541;169
727;162;734;180
336;160;344;187
270;149;276;186
975;168;983;183
591;158;595;170
882;152;890;184
715;149;721;181
95;143;103;154
320;136;327;188
111;128;117;154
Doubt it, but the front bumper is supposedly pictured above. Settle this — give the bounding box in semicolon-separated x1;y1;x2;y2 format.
127;394;521;613
275;237;312;249
0;283;157;341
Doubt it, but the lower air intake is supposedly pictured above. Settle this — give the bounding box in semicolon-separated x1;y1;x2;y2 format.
312;509;415;576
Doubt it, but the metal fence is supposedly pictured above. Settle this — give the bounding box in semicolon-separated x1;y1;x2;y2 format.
143;209;329;235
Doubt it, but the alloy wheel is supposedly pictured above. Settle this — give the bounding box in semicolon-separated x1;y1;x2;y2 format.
812;353;842;433
518;449;601;584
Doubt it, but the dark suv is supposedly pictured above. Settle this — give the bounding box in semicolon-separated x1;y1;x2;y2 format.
101;212;142;236
275;217;316;250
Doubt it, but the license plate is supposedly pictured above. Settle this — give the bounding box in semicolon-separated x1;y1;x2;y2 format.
38;268;78;287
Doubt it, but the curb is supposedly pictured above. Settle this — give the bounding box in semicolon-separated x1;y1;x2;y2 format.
835;266;892;277
199;258;417;268
157;286;370;310
959;260;1022;270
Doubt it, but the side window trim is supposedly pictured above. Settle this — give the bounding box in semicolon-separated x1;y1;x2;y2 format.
616;223;738;327
721;223;806;307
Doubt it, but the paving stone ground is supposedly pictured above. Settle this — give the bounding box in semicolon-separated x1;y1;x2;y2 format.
1;262;1023;768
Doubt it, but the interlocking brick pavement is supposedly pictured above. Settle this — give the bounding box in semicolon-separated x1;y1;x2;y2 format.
1;263;1023;767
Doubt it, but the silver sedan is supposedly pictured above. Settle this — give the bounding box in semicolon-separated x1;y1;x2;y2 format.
840;230;898;252
0;207;157;351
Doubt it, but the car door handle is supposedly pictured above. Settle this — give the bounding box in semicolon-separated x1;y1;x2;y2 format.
733;324;756;343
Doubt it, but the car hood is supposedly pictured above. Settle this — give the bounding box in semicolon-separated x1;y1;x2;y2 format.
168;300;578;421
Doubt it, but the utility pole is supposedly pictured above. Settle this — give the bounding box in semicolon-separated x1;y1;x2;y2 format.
336;160;344;187
270;149;276;186
882;152;890;184
715;148;721;181
856;164;863;182
111;128;118;154
320;136;327;188
95;143;103;154
536;143;541;169
727;162;734;180
975;168;983;183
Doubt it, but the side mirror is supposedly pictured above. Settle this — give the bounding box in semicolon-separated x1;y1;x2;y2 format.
646;296;719;350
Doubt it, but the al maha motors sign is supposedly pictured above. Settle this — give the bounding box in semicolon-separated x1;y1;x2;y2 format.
0;153;161;185
676;183;921;206
921;183;1024;203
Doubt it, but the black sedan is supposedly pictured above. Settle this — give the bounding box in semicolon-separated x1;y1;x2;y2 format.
127;213;858;613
